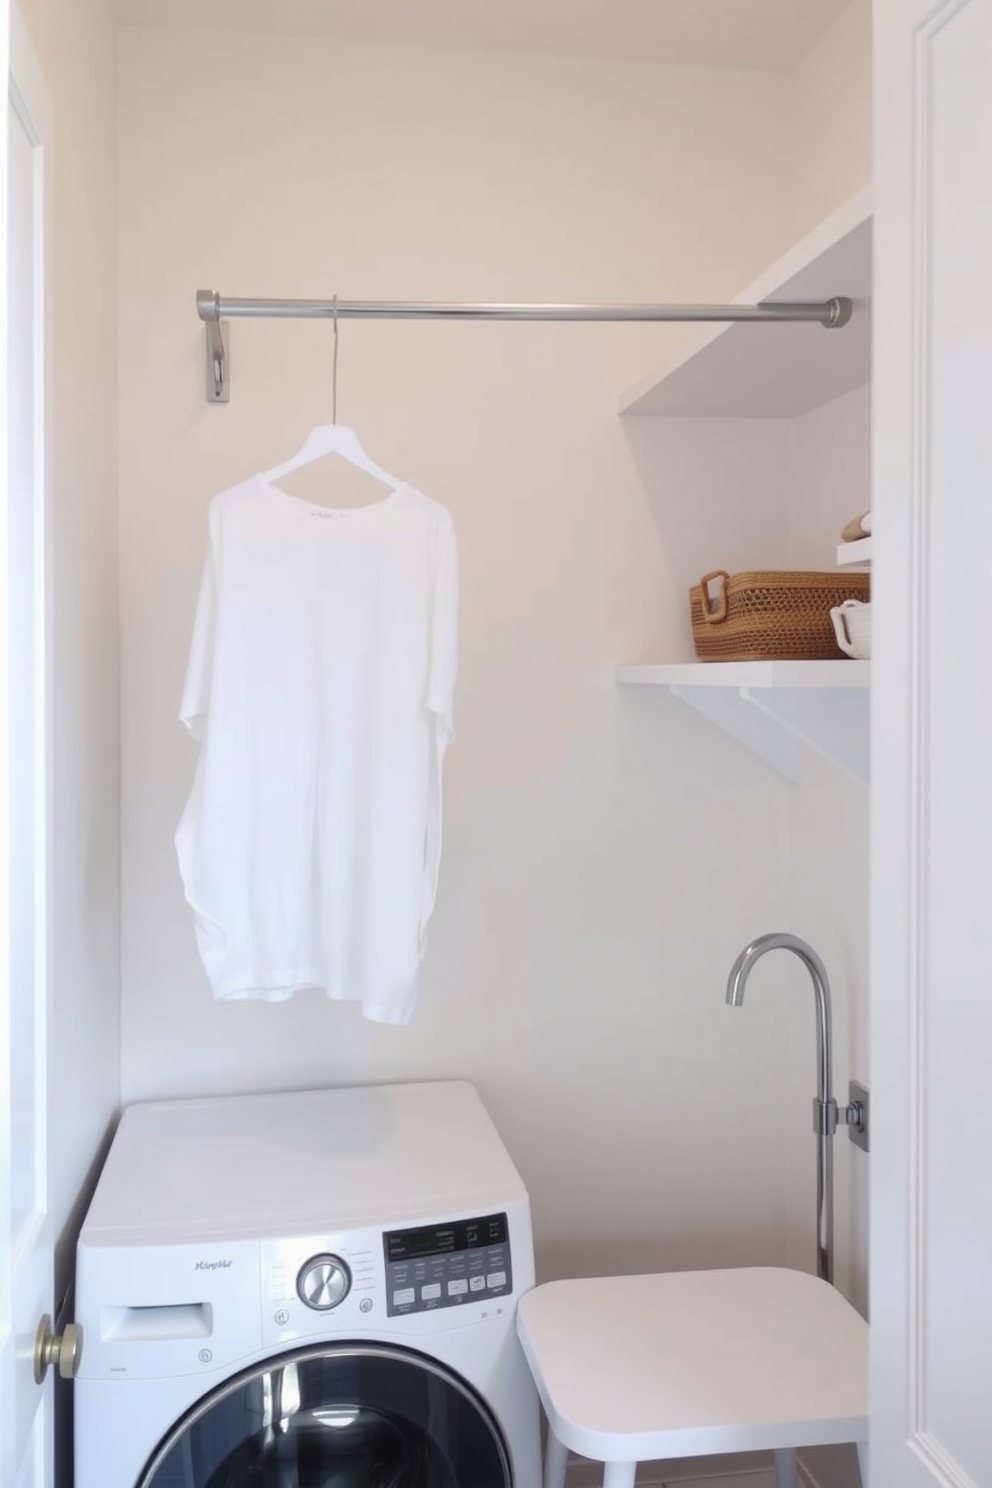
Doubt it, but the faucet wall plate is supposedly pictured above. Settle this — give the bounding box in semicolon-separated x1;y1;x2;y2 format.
848;1080;870;1153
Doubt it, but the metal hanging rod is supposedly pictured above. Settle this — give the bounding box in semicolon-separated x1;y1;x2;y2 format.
195;288;853;404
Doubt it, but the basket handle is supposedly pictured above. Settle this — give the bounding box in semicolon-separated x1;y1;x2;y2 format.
698;570;730;624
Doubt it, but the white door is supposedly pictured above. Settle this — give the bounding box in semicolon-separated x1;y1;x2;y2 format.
1;9;55;1487
871;1;992;1485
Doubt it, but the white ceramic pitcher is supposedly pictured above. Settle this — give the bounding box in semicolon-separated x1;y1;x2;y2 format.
830;599;871;659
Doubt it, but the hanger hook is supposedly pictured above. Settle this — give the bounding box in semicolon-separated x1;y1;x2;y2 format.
332;294;339;425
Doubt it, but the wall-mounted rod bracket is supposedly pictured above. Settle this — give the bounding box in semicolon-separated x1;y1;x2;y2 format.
197;290;230;403
194;288;853;402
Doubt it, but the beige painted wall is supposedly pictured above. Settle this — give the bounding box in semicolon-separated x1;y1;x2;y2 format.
17;0;120;1296
788;385;871;1308
785;389;870;1488
117;29;808;1280
116;23;871;1310
624;388;871;1326
787;0;873;238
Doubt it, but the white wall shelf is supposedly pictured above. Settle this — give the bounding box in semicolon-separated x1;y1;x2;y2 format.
618;189;872;420
617;661;869;785
837;536;873;566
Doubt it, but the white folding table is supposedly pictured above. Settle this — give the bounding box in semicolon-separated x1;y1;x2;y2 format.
517;1267;868;1488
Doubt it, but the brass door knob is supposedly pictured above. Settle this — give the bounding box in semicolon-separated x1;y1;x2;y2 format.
33;1314;83;1383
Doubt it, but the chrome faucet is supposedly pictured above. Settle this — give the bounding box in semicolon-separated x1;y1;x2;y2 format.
726;933;866;1286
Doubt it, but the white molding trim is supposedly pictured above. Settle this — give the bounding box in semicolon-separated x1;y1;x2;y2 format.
905;0;935;1455
910;1434;982;1488
909;7;969;1488
905;3;983;1486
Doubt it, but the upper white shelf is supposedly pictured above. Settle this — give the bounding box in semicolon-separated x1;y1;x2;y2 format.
617;660;869;689
837;536;873;566
618;188;872;420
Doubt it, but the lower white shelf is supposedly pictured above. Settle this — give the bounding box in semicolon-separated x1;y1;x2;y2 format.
616;660;869;785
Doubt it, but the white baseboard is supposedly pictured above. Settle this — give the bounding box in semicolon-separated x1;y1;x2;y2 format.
565;1467;775;1488
563;1450;827;1488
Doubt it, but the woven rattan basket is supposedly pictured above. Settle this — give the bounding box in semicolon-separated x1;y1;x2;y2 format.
689;569;871;661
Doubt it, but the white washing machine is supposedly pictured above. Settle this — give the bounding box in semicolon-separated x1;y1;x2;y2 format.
74;1081;541;1488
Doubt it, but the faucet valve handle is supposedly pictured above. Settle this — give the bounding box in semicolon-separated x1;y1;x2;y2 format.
845;1080;870;1153
812;1097;839;1137
813;1095;867;1138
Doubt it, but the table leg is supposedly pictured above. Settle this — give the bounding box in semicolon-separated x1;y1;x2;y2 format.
544;1430;568;1488
602;1463;637;1488
772;1448;798;1488
856;1440;869;1487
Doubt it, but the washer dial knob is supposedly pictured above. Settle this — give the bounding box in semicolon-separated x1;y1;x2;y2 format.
297;1255;351;1311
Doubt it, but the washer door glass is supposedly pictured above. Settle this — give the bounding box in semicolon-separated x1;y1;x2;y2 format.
136;1343;512;1488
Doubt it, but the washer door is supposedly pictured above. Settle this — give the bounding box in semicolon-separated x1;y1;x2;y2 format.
135;1343;512;1488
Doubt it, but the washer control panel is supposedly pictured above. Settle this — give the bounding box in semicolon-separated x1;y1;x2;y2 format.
384;1212;512;1317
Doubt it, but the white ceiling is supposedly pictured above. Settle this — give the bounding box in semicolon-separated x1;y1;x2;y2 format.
116;0;852;72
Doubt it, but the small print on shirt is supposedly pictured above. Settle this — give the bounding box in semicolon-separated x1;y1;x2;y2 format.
175;475;458;1025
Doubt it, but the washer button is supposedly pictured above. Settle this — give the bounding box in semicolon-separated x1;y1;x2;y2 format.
469;1276;486;1293
393;1288;415;1307
422;1283;441;1301
274;1309;289;1326
448;1279;468;1297
486;1272;507;1290
359;1298;374;1314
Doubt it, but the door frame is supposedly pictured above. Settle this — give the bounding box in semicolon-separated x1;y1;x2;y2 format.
2;6;55;1485
870;0;992;1484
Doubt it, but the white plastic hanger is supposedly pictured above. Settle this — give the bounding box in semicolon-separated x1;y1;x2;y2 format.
262;422;402;490
262;296;402;491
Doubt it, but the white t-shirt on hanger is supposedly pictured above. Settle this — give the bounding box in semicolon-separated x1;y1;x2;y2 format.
175;473;458;1025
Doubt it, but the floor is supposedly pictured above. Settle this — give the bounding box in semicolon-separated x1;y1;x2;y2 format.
563;1449;850;1488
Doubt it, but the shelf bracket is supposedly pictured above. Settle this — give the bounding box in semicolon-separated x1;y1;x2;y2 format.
669;684;868;787
671;685;802;782
741;685;868;786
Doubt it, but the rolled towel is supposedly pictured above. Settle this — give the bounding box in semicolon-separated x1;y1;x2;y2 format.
841;511;872;542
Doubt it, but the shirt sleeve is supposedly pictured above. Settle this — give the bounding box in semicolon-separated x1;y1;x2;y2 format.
420;514;458;951
427;516;459;737
179;505;219;741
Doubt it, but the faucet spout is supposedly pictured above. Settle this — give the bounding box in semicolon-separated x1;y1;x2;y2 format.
726;932;836;1285
727;933;832;1109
